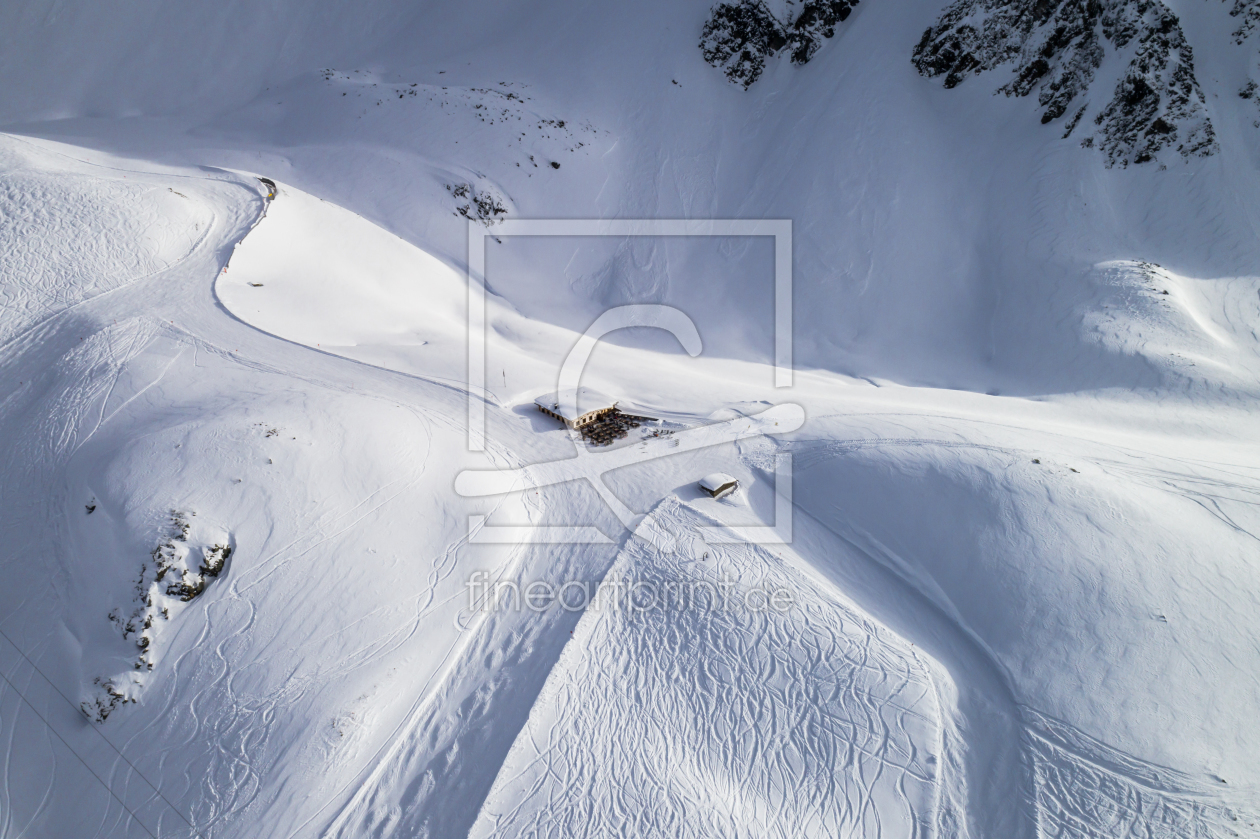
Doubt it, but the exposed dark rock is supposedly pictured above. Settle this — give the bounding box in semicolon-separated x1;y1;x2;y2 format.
84;512;234;721
1234;2;1260;126
81;678;131;723
701;0;860;88
1063;103;1089;137
701;2;787;88
1242;80;1260;127
446;182;508;225
912;0;1217;166
788;0;861;64
1229;0;1260;44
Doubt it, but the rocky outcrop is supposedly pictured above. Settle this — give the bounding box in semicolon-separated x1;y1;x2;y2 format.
1242;80;1260;127
701;0;860;88
82;510;233;722
446;182;508;225
912;0;1218;166
1229;0;1260;44
1231;1;1260;126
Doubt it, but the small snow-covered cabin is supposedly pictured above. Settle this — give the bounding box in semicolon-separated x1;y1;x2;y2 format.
534;388;617;429
699;472;739;499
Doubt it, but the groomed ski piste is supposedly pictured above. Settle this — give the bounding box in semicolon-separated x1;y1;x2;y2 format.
1;0;1260;836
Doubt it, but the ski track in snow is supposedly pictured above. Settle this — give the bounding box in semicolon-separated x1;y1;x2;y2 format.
0;138;507;835
468;498;948;839
1023;709;1260;838
0;141;213;352
0;132;1257;839
464;496;1260;839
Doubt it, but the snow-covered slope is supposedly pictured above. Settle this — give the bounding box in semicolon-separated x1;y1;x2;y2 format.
1;0;1259;836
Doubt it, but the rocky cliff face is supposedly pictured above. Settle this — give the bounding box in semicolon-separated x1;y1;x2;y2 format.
1232;1;1260;126
1231;0;1260;44
700;0;860;88
699;0;1237;168
911;0;1217;166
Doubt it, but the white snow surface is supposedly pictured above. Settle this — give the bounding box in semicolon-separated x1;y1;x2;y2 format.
0;0;1258;837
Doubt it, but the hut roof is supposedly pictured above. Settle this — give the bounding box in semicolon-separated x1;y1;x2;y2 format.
699;472;738;493
533;387;616;422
